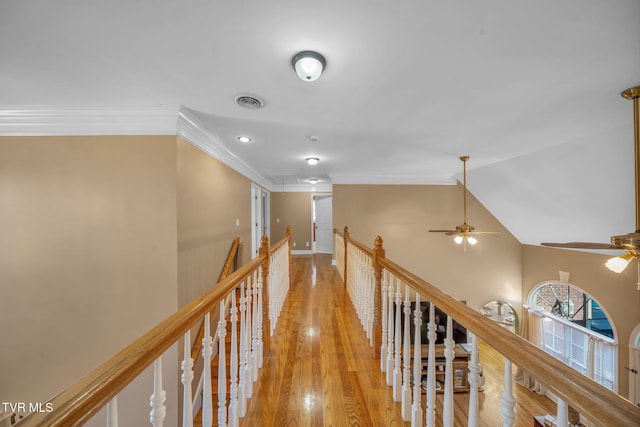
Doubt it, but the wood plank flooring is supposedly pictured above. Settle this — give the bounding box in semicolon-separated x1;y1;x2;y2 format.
241;254;556;426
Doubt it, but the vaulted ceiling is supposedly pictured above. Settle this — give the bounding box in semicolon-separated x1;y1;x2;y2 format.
1;0;639;248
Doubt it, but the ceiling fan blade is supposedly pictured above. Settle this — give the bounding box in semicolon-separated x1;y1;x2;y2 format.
540;242;624;250
429;230;458;233
469;231;501;236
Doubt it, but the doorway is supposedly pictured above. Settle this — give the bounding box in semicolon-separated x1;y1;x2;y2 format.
630;324;640;406
313;195;333;254
251;184;270;258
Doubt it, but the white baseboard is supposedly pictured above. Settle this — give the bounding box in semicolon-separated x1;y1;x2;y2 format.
291;250;314;255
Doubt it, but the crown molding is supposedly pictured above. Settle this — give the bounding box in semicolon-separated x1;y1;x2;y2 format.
177;106;273;189
0;105;180;135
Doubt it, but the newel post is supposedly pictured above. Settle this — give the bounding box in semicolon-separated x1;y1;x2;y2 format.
343;226;349;289
372;235;385;359
259;235;271;353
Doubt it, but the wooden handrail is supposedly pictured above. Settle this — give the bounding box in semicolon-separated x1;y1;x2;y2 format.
336;225;640;426
376;255;640;426
18;233;290;426
191;237;241;361
336;228;640;425
341;230;373;257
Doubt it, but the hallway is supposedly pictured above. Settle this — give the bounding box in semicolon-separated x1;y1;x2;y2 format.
241;254;555;426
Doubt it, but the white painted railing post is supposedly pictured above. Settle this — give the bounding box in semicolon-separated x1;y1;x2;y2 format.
150;357;166;427
238;282;248;416
467;333;480;427
380;272;388;373
411;293;423;427
251;273;259;383
229;290;239;427
386;278;395;385
393;282;402;401
557;399;569;427
500;358;516;427
245;278;253;398
426;303;436;427
106;397;118;427
401;284;411;420
202;313;214;427
443;316;454;427
217;301;227;427
182;331;194;427
257;269;264;369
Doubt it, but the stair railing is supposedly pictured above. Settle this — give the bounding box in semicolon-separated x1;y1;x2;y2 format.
191;237;241;362
335;227;640;427
15;229;291;427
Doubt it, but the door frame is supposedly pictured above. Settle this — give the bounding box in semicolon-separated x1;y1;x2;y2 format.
312;193;333;254
629;323;640;405
251;183;269;259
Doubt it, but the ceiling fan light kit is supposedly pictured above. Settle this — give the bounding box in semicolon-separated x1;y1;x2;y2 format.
430;155;500;251
541;86;640;287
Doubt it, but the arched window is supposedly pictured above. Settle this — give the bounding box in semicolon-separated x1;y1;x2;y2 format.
528;281;617;391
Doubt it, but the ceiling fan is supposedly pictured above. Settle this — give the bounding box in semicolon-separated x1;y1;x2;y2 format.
430;155;500;250
541;86;640;285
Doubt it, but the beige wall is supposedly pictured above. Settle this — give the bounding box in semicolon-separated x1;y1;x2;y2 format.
522;244;640;397
177;138;252;306
270;192;313;251
0;135;178;425
333;184;523;312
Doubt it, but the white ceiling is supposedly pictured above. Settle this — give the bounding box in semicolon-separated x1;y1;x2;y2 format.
1;0;639;248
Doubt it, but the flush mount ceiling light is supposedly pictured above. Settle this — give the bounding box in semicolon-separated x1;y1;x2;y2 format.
236;136;252;143
309;178;318;184
292;51;326;82
305;157;319;166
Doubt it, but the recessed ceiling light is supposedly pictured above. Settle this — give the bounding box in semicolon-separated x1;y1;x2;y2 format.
305;157;319;166
236;136;252;143
309;178;318;184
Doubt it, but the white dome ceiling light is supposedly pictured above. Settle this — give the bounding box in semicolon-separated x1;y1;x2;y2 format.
292;51;326;82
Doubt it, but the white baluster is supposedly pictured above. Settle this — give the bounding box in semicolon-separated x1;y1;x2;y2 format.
386;277;395;385
556;399;569;427
393;281;402;401
150;357;166;427
229;291;239;427
257;271;263;368
411;294;423;427
202;313;214;427
500;358;516;427
467;333;480;427
443;315;454;427
251;272;259;382
245;278;253;398
401;284;411;421
217;301;227;427
368;261;374;344
107;397;118;427
380;272;388;373
238;282;248;416
426;303;436;427
182;331;194;427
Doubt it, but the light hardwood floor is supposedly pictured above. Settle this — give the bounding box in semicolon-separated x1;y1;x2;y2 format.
241;254;556;426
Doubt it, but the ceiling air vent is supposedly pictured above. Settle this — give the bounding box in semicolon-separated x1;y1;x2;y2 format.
234;94;265;110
